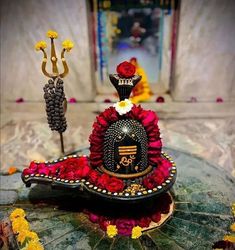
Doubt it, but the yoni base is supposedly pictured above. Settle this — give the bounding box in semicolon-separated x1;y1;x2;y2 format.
84;192;175;237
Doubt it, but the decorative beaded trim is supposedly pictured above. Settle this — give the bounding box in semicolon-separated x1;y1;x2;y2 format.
22;152;177;199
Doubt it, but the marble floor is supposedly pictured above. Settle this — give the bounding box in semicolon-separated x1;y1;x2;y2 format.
1;147;234;249
1;102;235;176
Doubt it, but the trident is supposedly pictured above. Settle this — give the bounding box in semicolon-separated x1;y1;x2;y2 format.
35;30;74;155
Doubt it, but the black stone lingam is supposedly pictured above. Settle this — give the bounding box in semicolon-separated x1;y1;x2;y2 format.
21;63;177;206
109;74;141;101
99;74;152;179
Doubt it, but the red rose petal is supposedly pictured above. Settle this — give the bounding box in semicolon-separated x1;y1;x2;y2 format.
105;177;125;192
151;212;161;223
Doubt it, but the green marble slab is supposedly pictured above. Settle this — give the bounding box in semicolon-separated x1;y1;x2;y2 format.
0;148;234;250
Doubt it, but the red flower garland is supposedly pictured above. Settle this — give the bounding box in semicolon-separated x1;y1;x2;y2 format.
23;103;173;193
22;157;125;193
89;105;162;169
142;157;172;189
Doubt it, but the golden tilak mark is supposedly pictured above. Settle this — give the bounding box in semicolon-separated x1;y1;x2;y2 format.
118;145;137;155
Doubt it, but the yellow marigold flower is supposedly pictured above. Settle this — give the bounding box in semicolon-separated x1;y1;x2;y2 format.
10;208;26;221
223;234;235;243
106;225;118;238
12;218;30;233
47;30;58;39
17;230;39;244
231;223;235;232
35;41;47;51
17;230;28;244
131;226;142;239
62;39;74;52
26;231;39;241
25;240;44;250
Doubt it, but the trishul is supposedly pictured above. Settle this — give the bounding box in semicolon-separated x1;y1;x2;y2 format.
35;31;73;79
41;38;69;79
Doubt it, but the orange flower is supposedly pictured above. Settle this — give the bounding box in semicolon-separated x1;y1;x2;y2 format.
8;167;17;175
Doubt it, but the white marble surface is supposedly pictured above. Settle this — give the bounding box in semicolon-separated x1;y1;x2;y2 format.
1;103;235;178
172;0;235;101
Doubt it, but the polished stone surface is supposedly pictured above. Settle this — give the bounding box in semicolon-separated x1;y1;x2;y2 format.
1;103;235;176
0;148;234;249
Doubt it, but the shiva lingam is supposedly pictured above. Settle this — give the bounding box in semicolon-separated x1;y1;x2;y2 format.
22;60;176;201
22;60;177;235
34;30;74;154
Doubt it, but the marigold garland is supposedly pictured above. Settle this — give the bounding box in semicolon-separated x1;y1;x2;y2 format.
17;230;39;245
10;208;26;221
25;240;44;250
12;218;30;234
10;208;44;249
